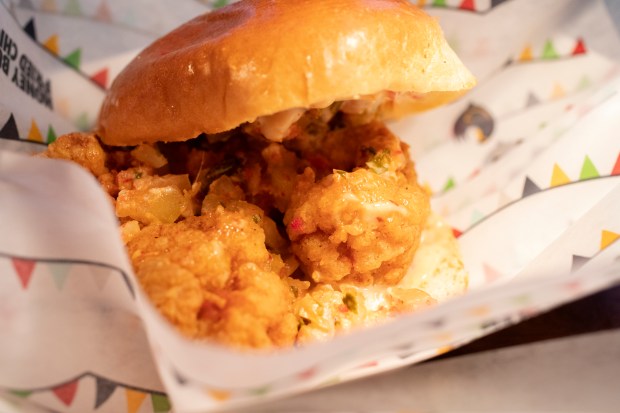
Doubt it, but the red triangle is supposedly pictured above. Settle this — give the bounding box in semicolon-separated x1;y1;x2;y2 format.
90;68;109;88
452;228;463;238
482;263;502;283
12;258;36;289
53;380;79;406
571;38;586;55
611;152;620;176
459;0;475;11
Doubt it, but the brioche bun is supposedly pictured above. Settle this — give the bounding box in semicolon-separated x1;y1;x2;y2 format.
97;0;475;146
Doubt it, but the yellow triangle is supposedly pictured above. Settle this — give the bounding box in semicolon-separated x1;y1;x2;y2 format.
43;34;59;55
41;0;57;12
28;120;44;143
550;83;566;99
417;0;427;6
550;163;570;187
207;389;231;401
600;230;620;250
125;389;147;413
519;44;533;61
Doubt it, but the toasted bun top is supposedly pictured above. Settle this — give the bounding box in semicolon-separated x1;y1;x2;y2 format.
97;0;476;146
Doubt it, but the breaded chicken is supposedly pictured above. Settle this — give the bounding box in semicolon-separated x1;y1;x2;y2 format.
127;212;298;349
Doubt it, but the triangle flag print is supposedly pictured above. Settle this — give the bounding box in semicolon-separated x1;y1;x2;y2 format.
41;0;57;12
452;228;463;238
96;0;112;22
23;18;37;41
550;163;570;187
43;34;59;55
47;125;57;143
550;83;566;99
63;48;82;70
442;176;455;192
525;92;540;107
52;380;79;406
518;44;533;61
64;0;81;16
579;155;600;180
521;176;541;197
576;74;592;91
12;258;36;289
151;394;171;413
126;389;147;413
90;68;109;88
48;262;72;290
28;120;44;142
9;390;32;398
571;255;590;272
459;0;475;11
572;38;586;55
94;377;117;409
610;152;620;176
470;209;485;225
482;263;502;283
600;230;620;251
432;0;446;7
0;114;20;140
542;39;559;59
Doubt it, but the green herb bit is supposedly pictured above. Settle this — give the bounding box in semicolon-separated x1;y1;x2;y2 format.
134;170;143;179
343;293;358;314
252;214;261;224
334;169;347;177
366;149;391;175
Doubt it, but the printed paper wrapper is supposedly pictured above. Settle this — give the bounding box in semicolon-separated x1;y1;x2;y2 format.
1;1;620;412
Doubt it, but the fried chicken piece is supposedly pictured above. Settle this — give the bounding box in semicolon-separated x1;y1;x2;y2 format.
40;132;108;177
285;167;430;286
127;209;298;348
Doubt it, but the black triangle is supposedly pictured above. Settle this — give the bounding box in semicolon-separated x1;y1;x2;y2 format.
571;255;590;273
94;376;117;409
0;114;20;140
521;176;541;198
525;92;540;108
491;0;510;7
23;18;37;41
172;368;188;385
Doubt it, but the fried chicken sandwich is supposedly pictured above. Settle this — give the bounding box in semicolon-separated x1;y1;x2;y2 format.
43;0;475;349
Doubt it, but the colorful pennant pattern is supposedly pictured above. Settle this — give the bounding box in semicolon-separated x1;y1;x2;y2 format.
421;0;510;14
3;372;170;412
514;38;587;64
454;152;620;230
3;255;136;298
19;17;110;90
0;113;60;143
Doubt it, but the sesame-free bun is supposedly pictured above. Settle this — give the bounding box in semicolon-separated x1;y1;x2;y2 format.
97;0;476;146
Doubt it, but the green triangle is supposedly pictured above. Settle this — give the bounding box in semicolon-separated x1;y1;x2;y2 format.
63;48;81;69
10;390;32;398
471;209;485;225
433;0;447;6
577;74;592;91
213;0;229;8
75;112;89;130
151;394;171;413
46;125;57;143
579;155;600;180
64;0;81;15
48;262;71;290
541;40;559;59
442;177;455;192
250;385;270;396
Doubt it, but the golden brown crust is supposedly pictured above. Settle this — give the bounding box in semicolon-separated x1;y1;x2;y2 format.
97;0;475;146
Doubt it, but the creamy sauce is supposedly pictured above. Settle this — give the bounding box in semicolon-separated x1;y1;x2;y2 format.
257;107;305;141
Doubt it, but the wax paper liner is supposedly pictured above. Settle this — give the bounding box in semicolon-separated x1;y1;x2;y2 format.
1;1;620;412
